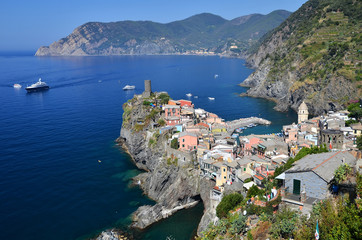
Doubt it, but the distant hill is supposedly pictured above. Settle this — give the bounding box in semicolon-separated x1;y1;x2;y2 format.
35;10;291;56
242;0;361;115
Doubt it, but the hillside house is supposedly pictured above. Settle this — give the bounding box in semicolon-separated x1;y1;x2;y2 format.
179;132;198;151
164;104;181;126
282;151;356;199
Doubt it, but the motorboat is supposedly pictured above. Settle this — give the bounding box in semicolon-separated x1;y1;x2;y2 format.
25;78;49;92
13;84;22;89
208;97;215;100
123;85;135;90
186;93;192;97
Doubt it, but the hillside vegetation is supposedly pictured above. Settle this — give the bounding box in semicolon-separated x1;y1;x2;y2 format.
35;11;290;56
243;0;361;115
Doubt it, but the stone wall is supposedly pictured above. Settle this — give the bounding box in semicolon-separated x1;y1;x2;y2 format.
165;145;197;166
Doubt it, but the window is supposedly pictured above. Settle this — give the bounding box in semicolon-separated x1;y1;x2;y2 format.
183;139;185;142
223;168;226;172
194;146;196;149
182;144;185;147
244;168;246;171
224;176;226;179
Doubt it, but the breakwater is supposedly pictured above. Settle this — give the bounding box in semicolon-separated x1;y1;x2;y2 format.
226;117;271;134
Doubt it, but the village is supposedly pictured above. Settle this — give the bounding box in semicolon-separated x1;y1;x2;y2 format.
133;80;362;216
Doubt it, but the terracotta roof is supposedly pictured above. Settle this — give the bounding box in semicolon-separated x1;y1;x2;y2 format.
254;175;264;180
196;122;209;128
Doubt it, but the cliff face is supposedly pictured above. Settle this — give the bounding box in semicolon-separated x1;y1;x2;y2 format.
35;11;291;56
118;94;215;234
242;0;361;115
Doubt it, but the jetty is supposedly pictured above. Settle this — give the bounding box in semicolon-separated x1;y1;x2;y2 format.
226;117;271;134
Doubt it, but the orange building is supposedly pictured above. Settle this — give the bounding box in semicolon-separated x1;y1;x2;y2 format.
178;99;193;108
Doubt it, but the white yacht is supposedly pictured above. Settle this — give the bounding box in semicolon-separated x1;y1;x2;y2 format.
123;85;135;90
26;78;49;92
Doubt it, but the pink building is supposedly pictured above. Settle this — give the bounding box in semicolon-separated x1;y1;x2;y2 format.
164;105;180;118
206;113;223;124
164;105;181;126
242;137;262;155
179;132;198;151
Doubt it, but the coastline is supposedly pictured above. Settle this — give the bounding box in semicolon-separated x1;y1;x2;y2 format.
110;91;273;239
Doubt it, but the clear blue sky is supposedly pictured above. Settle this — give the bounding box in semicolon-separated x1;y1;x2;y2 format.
0;0;308;51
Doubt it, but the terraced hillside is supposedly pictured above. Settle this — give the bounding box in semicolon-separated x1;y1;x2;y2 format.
243;0;361;115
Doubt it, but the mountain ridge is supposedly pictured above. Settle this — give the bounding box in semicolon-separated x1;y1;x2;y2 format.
35;10;291;56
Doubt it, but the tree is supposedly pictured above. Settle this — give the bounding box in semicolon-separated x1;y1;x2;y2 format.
334;164;352;184
357;135;362;150
216;193;244;218
170;138;179;149
247;185;263;198
158;93;170;104
347;102;362;120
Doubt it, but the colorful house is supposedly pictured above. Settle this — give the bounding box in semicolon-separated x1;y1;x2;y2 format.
206;113;224;124
179;132;198;151
178;99;194;108
164;104;181;126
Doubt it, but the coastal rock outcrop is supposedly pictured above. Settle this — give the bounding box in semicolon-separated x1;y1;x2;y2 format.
117;94;216;234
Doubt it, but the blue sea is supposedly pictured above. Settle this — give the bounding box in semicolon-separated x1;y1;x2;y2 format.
0;53;297;240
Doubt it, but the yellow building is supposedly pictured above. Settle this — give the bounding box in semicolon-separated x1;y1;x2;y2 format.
216;164;228;187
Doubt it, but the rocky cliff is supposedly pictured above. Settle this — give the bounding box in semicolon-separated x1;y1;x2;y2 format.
117;94;216;235
35;11;291;56
242;0;361;115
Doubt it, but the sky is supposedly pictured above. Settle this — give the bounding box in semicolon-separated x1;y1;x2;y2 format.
0;0;308;51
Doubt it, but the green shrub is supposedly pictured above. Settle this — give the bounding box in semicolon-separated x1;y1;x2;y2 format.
171;138;179;149
143;100;151;106
133;124;144;132
216;193;244;218
334;164;352;183
230;214;247;235
357;136;362;150
158;119;166;126
247;185;263;198
158;93;170;104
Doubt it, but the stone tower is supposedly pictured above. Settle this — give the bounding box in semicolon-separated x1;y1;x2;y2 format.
143;80;152;98
298;101;309;123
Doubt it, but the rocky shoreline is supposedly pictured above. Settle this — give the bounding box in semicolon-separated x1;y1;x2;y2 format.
101;91;271;240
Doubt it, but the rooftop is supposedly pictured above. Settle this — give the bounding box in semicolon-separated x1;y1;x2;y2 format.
286;151;356;183
164;104;180;109
179;131;198;138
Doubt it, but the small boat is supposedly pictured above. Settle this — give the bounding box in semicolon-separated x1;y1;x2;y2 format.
123;85;135;90
26;78;49;92
194;96;198;98
214;74;219;78
13;84;22;89
208;97;215;100
186;93;192;97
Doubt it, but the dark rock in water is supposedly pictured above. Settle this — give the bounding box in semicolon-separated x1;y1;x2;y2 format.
95;229;133;240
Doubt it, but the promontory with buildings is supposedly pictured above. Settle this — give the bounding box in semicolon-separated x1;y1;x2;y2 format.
109;80;362;239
